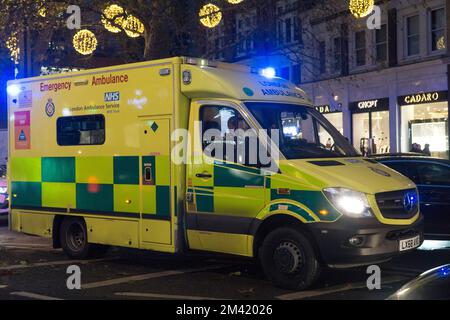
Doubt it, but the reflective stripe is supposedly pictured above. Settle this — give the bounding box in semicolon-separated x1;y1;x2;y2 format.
186;212;260;235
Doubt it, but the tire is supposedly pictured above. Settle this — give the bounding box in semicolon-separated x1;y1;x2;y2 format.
260;227;321;290
60;217;97;259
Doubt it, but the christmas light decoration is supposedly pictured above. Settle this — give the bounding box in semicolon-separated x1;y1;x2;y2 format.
199;3;222;28
227;0;244;4
73;29;98;55
6;34;20;64
102;4;125;33
122;15;145;38
349;0;374;18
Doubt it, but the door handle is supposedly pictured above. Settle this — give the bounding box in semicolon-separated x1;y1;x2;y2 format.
196;173;212;179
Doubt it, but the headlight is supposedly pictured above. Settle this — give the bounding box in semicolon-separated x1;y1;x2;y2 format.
0;187;7;194
324;188;372;218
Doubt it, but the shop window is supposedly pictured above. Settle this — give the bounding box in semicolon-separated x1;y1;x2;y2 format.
406;15;420;56
57;115;105;146
400;102;449;158
352;110;390;156
355;30;366;66
430;8;446;52
375;24;388;62
323;113;344;135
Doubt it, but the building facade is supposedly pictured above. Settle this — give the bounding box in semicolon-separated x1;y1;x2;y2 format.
209;0;449;159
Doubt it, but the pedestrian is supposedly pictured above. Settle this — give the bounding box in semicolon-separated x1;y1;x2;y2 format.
423;144;431;156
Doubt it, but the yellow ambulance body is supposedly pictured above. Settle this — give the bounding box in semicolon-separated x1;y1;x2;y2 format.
7;57;423;289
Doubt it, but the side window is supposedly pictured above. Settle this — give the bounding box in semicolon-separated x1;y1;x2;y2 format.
384;162;420;184
200;105;252;163
57;115;105;146
417;163;450;185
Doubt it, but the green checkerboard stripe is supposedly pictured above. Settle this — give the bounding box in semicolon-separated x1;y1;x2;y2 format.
11;182;42;208
270;189;340;222
42;157;76;183
11;156;171;219
114;156;139;185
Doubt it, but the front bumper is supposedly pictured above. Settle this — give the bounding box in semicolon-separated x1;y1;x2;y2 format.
308;214;424;268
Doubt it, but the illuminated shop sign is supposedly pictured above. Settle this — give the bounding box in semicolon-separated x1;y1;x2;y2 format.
315;104;342;114
350;98;389;113
398;90;448;105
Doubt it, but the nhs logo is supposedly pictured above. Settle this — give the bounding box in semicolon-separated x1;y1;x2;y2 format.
104;91;120;102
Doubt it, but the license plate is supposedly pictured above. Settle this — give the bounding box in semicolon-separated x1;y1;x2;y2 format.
0;194;5;204
399;235;421;252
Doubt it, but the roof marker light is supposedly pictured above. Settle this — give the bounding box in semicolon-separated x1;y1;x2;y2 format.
260;67;276;79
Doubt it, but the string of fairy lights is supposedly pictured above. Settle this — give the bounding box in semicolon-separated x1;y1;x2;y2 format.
4;0;376;59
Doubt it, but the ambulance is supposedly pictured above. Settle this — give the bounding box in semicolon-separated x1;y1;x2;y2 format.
7;57;423;290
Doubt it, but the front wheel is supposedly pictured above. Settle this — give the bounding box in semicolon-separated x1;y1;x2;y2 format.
60;217;108;259
260;227;321;290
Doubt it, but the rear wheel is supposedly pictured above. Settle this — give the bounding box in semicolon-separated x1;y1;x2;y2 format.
260;227;321;290
60;217;108;259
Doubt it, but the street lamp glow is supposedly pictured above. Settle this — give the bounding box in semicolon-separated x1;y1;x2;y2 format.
261;67;276;78
7;84;21;96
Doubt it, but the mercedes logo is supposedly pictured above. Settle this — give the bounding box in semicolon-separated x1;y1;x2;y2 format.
403;193;416;213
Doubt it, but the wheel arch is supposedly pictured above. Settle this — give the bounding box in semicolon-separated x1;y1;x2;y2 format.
252;213;321;262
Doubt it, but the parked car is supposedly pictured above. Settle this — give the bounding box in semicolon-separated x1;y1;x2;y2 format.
388;264;450;300
0;165;8;215
372;154;450;239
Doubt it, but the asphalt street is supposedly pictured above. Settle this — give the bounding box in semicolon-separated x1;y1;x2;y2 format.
1;215;449;300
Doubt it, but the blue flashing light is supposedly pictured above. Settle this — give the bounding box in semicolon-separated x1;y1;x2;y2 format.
260;67;276;79
7;84;21;96
439;266;450;277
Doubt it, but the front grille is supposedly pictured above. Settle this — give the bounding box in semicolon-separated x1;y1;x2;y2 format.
375;189;419;219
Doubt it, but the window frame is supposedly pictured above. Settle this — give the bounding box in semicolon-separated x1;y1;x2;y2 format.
429;7;446;53
405;13;420;57
56;114;106;147
354;30;367;67
333;37;343;73
375;23;388;63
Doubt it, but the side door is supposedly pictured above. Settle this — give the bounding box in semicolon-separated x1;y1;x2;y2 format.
185;101;267;256
139;118;173;246
415;162;450;236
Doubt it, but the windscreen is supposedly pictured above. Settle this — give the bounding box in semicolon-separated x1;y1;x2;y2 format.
246;102;359;160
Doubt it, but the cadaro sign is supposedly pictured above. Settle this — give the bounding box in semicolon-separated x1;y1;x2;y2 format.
398;90;448;105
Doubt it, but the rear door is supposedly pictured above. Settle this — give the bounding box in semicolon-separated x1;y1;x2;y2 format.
139;118;172;245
